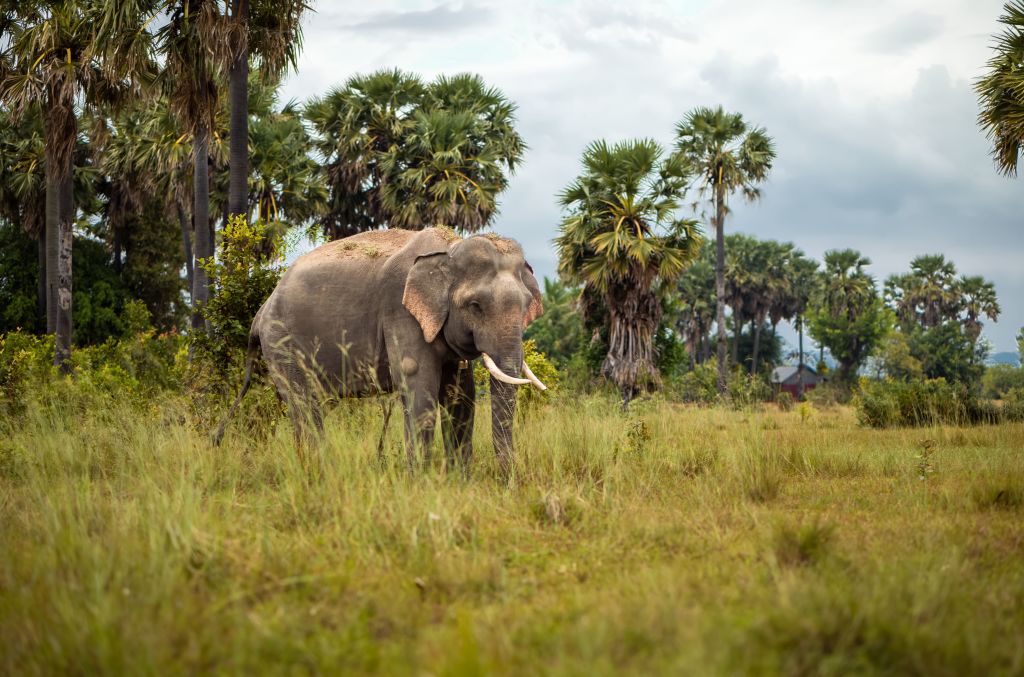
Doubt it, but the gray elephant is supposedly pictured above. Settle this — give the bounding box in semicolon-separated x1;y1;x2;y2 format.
215;226;547;473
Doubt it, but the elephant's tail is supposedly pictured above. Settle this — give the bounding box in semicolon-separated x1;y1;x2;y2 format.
212;331;261;446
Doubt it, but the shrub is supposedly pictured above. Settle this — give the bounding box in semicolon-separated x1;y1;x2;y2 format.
0;331;54;421
805;381;849;407
855;378;1002;428
194;215;284;378
671;359;718;404
776;391;793;412
727;370;772;409
981;364;1024;399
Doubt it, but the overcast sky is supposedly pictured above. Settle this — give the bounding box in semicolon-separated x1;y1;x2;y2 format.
281;0;1022;353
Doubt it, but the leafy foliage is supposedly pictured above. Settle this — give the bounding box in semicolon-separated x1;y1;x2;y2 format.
975;0;1024;176
195;215;283;374
854;378;1005;428
305;69;524;238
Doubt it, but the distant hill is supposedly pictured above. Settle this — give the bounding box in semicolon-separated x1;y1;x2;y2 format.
987;352;1022;367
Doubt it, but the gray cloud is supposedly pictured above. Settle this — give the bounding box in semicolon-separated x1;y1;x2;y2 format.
863;11;945;54
340;2;492;35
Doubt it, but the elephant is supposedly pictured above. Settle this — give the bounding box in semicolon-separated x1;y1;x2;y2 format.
214;226;547;474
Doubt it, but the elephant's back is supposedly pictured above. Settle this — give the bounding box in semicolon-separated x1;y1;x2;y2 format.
295;229;418;270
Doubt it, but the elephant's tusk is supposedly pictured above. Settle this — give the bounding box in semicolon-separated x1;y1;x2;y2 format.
480;353;531;386
521;361;548;391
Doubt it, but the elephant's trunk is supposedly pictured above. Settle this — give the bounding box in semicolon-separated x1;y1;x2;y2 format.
489;351;522;478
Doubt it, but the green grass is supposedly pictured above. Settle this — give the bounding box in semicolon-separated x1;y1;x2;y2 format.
2;393;1024;675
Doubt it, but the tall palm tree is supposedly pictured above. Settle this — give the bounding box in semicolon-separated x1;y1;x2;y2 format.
975;1;1024;176
1;0;158;370
556;139;702;402
225;0;308;221
674;106;775;393
158;0;227;331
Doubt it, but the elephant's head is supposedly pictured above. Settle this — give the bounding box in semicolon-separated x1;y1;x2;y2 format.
402;232;545;470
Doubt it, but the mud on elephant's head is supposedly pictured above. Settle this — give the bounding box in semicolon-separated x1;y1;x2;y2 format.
402;231;544;381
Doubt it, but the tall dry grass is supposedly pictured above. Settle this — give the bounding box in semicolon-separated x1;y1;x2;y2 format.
2;391;1024;674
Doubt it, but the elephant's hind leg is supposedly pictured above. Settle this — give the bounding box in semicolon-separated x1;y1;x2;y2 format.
441;361;475;473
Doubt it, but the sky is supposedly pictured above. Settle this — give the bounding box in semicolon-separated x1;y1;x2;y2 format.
280;0;1023;353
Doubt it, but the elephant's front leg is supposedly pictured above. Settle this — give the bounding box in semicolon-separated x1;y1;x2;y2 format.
440;360;475;472
396;360;442;470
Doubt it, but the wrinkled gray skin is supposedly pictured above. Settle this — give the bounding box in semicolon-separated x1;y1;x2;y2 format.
215;227;543;473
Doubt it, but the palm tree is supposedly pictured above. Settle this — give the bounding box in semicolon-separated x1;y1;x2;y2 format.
305;70;525;238
674;106;775;393
957;275;1001;345
673;249;716;366
975;1;1024;176
225;0;308;221
246;78;326;251
808;249;887;385
556;139;702;402
1;0;158;370
886;254;960;330
158;0;227;331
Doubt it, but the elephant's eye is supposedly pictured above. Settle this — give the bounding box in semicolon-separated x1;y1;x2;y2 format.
468;300;483;313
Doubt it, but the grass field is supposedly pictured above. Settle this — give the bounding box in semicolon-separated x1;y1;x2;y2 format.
2;393;1024;675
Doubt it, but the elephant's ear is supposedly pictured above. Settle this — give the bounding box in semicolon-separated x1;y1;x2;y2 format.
522;262;544;328
403;252;451;343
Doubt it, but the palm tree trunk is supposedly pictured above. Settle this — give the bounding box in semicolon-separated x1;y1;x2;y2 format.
37;229;46;332
54;163;73;373
731;307;743;367
177;200;194;296
797;317;805;400
714;181;728;393
227;0;249;221
751;321;762;374
44;162;58;334
192;125;211;332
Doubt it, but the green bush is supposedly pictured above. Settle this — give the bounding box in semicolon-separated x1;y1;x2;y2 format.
194;215;284;378
776;390;794;411
0;331;54;421
854;378;1002;428
805;381;849;407
982;364;1024;399
670;359;718;404
474;339;560;416
727;370;772;409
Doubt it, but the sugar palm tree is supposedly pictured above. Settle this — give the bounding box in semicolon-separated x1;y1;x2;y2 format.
225;0;308;221
886;254;960;329
809;249;886;385
1;0;158;370
975;1;1024;176
958;275;1001;345
674;106;775;393
306;70;525;238
556;139;702;402
158;0;227;330
673;249;716;366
